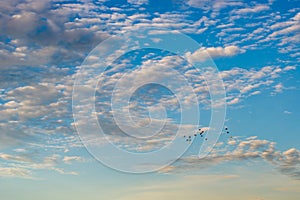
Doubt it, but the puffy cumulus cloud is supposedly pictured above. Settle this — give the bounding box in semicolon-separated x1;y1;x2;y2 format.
185;45;244;62
282;148;300;165
277;148;300;179
161;136;300;180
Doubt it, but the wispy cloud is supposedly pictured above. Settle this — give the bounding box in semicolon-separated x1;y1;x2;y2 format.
161;136;300;180
0;151;84;179
233;5;270;15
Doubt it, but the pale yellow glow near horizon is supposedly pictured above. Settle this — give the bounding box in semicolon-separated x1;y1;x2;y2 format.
117;165;300;200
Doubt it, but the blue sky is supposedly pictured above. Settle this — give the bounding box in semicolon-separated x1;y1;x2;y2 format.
0;0;300;199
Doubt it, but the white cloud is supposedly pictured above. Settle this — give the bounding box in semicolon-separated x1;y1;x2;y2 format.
0;0;298;181
269;24;300;38
186;45;244;62
234;5;270;15
219;65;295;105
283;66;296;71
187;0;244;13
260;12;300;49
127;0;148;5
63;156;84;164
227;97;239;105
284;110;292;115
273;83;284;93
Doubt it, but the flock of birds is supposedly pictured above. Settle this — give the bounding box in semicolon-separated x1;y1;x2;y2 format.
184;127;231;143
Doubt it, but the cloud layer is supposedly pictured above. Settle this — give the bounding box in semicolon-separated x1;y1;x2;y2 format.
162;136;300;180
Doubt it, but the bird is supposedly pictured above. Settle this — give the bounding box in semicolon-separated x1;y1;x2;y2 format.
184;127;207;143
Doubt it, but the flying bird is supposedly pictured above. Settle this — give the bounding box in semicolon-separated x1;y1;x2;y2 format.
184;127;207;143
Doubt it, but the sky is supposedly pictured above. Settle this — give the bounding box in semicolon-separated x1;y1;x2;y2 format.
0;0;300;199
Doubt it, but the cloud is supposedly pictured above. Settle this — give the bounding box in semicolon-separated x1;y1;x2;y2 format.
284;110;292;115
186;0;244;16
0;0;298;181
0;167;33;179
0;70;76;149
186;45;244;62
0;0;298;70
283;66;296;71
0;48;294;165
0;0;109;67
220;65;295;105
63;156;84;164
273;83;284;93
0;153;31;163
233;5;270;15
0;151;84;179
259;12;300;49
227;97;239;105
0;50;291;153
127;0;148;5
161;136;300;180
